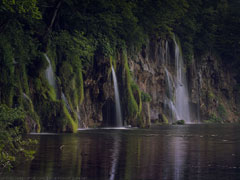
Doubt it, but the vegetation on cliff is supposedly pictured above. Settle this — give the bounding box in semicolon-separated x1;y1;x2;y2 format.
0;105;37;172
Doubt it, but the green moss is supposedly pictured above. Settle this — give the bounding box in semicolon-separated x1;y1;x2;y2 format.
47;85;56;101
123;50;145;127
22;94;34;113
204;113;222;123
208;91;215;100
124;51;139;118
0;36;15;106
62;105;78;133
131;83;142;115
217;104;227;120
137;114;144;128
108;55;118;79
141;91;152;102
59;61;74;84
162;114;169;124
20;64;29;96
78;68;84;104
33;78;42;91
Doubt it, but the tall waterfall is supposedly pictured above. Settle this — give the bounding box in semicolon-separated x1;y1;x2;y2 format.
173;37;191;123
111;66;123;127
44;54;56;90
163;37;192;123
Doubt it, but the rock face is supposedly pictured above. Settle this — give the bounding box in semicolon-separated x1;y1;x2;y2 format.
79;55;115;127
189;54;239;122
78;38;239;127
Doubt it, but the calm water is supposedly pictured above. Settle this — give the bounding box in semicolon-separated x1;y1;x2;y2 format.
3;124;240;180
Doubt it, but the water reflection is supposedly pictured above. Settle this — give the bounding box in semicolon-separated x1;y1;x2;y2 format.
172;137;186;180
110;134;121;180
4;125;240;180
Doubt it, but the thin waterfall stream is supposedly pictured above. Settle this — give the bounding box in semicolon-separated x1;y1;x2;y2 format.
44;53;85;127
111;66;123;127
44;54;56;91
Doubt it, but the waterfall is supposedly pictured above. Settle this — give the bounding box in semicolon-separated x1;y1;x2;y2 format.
22;93;31;102
162;37;192;123
173;37;191;123
111;66;123;127
77;105;87;128
164;67;174;100
61;92;71;113
43;54;86;128
164;67;179;123
44;54;56;90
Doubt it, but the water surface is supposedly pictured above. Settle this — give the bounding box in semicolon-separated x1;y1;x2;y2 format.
3;124;240;180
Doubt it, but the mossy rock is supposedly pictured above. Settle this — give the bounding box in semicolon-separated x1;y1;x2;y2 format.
173;120;185;125
158;113;169;124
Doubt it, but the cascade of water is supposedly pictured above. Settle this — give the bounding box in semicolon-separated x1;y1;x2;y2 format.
22;93;31;102
173;37;191;123
44;54;56;90
111;66;123;127
198;71;203;89
164;67;174;100
61;92;71;113
165;41;170;65
164;67;179;122
196;71;202;123
77;105;86;128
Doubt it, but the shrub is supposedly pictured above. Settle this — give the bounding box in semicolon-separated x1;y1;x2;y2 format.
0;104;37;172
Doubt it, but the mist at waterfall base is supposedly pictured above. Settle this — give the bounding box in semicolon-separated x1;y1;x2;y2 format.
111;66;123;127
5;124;240;180
163;37;193;124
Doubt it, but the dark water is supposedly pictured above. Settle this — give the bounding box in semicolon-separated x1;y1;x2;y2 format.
3;124;240;180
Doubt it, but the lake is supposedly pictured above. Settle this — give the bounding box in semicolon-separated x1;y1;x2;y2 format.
2;124;240;180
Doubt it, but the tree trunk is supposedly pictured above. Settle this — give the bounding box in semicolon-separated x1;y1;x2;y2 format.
41;0;63;51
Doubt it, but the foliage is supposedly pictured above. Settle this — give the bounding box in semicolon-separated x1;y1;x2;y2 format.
208;91;215;100
52;30;95;68
124;51;139;118
0;104;37;172
162;114;169;124
1;0;42;19
176;120;185;125
141;92;152;102
123;50;145;126
176;0;240;66
204;113;223;124
217;104;227;121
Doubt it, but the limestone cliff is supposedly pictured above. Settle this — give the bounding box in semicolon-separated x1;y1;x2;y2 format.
17;37;240;132
189;54;239;123
78;38;239;127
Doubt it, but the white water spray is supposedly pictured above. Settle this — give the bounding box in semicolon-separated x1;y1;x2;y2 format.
111;66;123;127
173;37;191;123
